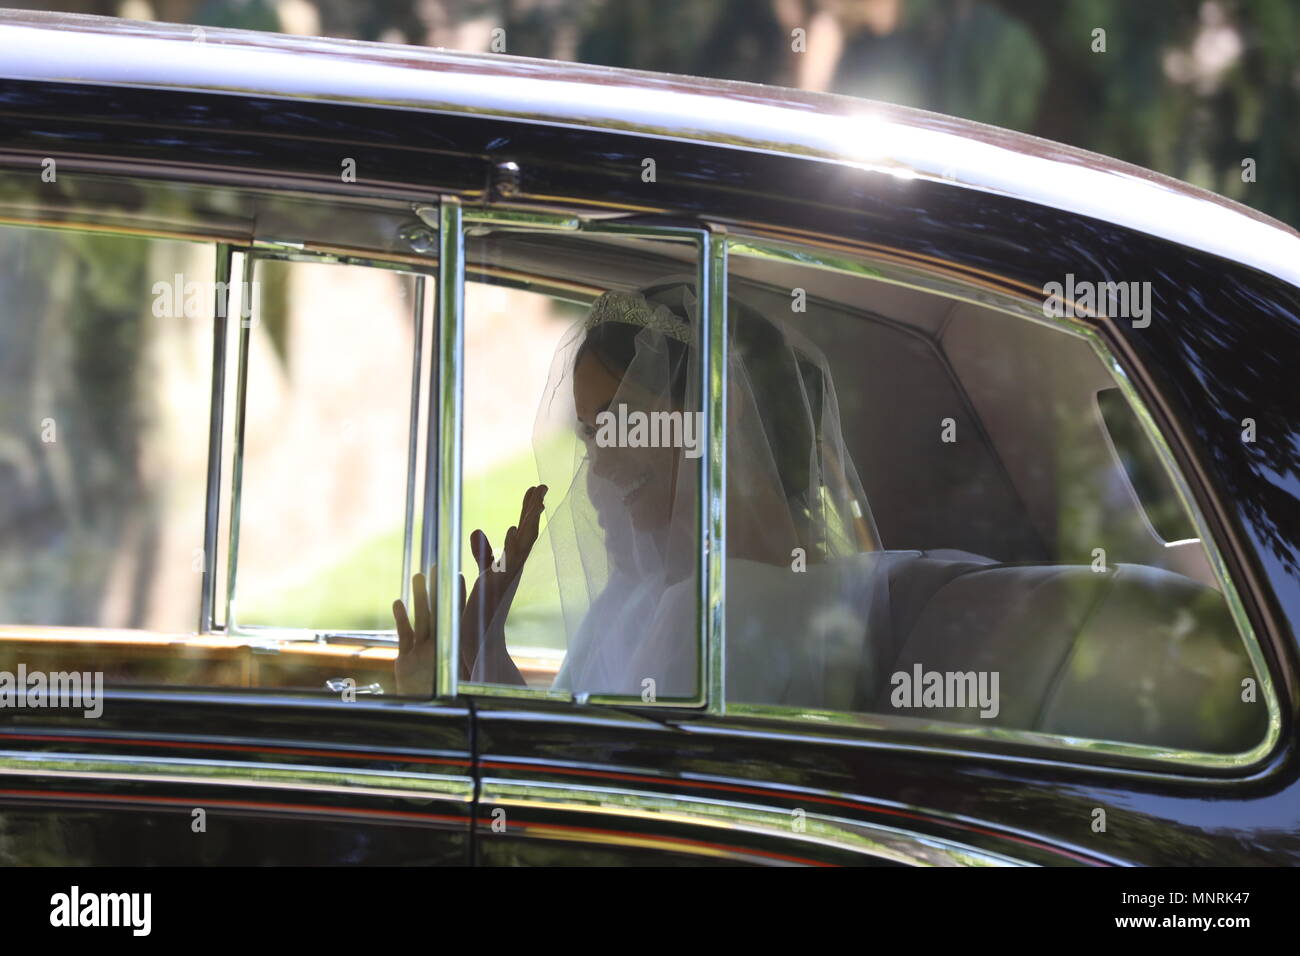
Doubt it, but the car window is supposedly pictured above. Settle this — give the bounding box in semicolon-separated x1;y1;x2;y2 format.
721;243;1269;758
456;227;706;705
0;225;212;633
228;256;429;634
0;176;441;699
1095;387;1198;544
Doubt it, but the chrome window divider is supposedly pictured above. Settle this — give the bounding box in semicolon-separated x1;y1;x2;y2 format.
401;274;427;608
720;232;1282;773
432;198;463;700
223;249;257;632
705;228;727;716
199;242;234;633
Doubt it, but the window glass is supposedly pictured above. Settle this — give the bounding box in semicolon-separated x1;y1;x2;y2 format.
230;257;428;634
0;205;438;698
456;230;704;703
0;225;212;631
722;249;1266;754
1095;387;1198;544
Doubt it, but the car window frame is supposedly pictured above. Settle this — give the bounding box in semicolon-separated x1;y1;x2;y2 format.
714;229;1283;773
216;245;437;643
436;202;723;710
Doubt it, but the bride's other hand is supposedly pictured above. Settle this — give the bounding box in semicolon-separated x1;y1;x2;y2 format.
393;569;462;696
460;484;547;679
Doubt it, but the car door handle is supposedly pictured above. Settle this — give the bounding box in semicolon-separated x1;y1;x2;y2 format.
324;678;385;695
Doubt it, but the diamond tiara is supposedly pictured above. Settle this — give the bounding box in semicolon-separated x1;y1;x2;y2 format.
583;290;693;344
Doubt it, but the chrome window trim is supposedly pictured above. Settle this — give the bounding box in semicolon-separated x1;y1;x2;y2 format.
1091;388;1201;549
672;716;1261;792
451;211;714;709
477;778;1029;866
0;197;440;271
452;205;580;232
0;208;248;246
720;233;1283;773
0;160;454;257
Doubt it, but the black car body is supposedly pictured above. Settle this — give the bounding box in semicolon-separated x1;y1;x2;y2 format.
0;10;1298;867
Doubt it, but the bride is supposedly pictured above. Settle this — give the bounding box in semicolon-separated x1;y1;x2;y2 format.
393;278;889;708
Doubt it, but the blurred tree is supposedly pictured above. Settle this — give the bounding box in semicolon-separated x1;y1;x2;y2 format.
575;0;788;83
193;0;279;30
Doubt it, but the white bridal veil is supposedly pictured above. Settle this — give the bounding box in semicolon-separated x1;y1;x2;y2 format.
470;277;893;710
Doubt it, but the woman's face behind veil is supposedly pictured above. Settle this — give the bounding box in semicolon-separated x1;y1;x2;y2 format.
512;279;879;702
572;349;686;536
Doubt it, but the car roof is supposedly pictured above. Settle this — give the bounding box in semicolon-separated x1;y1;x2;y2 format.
2;9;1298;288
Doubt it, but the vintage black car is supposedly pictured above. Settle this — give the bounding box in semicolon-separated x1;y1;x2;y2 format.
0;10;1297;867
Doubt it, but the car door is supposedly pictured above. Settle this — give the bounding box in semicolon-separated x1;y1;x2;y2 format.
440;211;1040;865
0;171;473;864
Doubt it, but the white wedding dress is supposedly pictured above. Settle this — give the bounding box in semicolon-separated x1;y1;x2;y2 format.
552;552;893;709
471;278;886;711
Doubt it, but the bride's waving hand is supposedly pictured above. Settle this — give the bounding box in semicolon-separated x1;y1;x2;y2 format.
393;484;546;695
